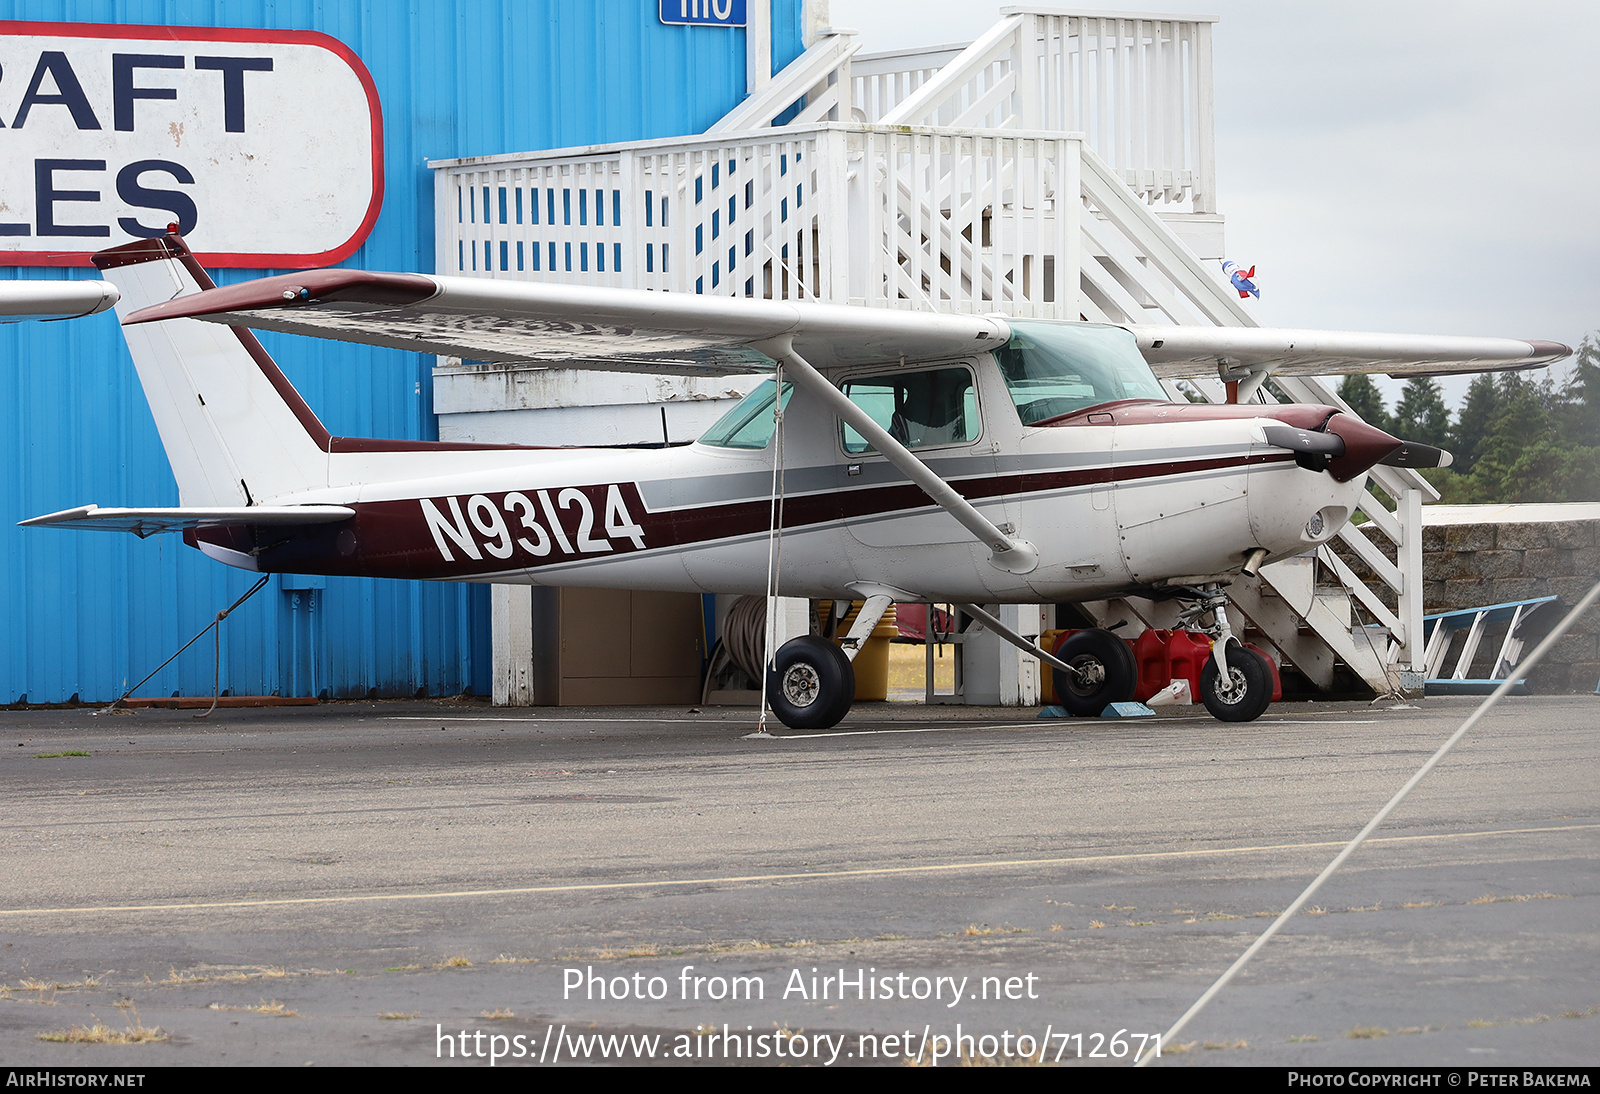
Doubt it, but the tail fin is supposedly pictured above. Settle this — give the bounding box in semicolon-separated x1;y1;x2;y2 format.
94;233;329;506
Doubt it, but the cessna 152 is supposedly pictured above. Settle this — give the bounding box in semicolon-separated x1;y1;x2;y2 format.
15;232;1570;728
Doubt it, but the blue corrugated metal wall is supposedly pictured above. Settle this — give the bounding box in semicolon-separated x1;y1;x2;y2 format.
1;0;805;703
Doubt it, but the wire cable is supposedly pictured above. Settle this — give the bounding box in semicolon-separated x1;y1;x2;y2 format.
756;362;787;733
98;574;271;715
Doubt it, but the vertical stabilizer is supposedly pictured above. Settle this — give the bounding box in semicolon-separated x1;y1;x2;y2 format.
93;234;330;506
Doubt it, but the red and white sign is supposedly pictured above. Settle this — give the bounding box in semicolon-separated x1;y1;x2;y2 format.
0;22;383;267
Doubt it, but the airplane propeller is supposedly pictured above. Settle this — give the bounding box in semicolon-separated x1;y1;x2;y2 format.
1261;416;1452;479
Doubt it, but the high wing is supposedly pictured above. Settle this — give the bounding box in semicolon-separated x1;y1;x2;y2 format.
1;280;120;323
21;504;356;537
120;267;1008;374
121;265;1568;379
1127;325;1570;379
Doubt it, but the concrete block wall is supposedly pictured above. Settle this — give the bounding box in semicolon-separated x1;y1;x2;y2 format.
1421;520;1600;693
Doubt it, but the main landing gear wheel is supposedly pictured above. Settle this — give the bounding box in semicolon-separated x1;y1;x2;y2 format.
1199;642;1273;723
768;635;855;730
1053;628;1138;717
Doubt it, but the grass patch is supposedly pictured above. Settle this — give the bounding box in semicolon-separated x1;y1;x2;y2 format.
208;1000;298;1017
378;1012;418;1020
1347;1026;1388;1039
38;1005;165;1044
248;1000;297;1017
481;1009;515;1020
437;956;472;969
1468;892;1565;905
34;751;90;759
1287;1035;1320;1043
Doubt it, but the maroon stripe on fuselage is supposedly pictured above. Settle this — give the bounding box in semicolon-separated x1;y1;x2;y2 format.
199;450;1293;581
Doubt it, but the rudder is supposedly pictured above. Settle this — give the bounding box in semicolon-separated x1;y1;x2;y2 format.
94;234;330;506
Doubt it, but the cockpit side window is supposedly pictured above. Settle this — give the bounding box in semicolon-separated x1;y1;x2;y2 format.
839;366;979;455
995;321;1168;424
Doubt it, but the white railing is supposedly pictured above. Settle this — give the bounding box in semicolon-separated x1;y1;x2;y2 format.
710;31;860;133
434;123;1087;319
706;9;1216;212
868;9;1217;212
850;43;967;123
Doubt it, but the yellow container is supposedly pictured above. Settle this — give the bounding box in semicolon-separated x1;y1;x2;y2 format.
817;600;901;701
1038;629;1069;704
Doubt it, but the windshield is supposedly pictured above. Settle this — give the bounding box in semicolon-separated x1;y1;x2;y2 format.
698;379;793;449
994;321;1168;424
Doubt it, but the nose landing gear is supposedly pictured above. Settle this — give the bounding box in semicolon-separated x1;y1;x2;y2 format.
1172;582;1274;723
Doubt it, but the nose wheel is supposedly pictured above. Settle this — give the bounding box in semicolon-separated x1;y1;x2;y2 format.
1198;640;1273;722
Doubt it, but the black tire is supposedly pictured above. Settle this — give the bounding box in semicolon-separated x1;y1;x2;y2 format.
768;636;855;730
1052;628;1138;717
1199;643;1273;722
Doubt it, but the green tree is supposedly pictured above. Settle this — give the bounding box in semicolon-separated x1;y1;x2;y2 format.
1392;377;1451;449
1338;373;1391;431
1450;372;1501;474
1556;335;1600;448
1436;368;1600;503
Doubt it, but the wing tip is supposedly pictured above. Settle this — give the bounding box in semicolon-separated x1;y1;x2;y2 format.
123;270;439;326
1526;340;1573;364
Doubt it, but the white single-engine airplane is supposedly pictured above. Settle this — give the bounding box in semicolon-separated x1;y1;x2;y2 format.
14;232;1571;728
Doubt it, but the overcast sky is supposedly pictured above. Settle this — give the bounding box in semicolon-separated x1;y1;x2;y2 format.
831;0;1600;404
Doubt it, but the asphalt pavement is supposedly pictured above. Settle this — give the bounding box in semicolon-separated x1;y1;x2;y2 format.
0;694;1595;1067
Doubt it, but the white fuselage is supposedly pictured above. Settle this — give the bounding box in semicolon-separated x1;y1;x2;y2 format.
241;352;1364;604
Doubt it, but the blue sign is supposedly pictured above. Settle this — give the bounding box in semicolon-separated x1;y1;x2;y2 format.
659;0;746;27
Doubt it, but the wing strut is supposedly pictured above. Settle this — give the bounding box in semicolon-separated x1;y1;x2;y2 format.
756;336;1039;575
957;602;1079;676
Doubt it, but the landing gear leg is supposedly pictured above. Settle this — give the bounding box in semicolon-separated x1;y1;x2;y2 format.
1175;584;1273;723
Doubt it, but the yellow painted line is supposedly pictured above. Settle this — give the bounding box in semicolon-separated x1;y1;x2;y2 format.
1;824;1593;919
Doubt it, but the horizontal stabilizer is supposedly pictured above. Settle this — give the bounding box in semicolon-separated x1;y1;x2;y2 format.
0;281;120;323
1128;326;1570;379
20;504;355;538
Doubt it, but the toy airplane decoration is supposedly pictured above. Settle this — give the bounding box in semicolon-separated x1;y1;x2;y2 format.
13;233;1571;729
1221;260;1259;299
